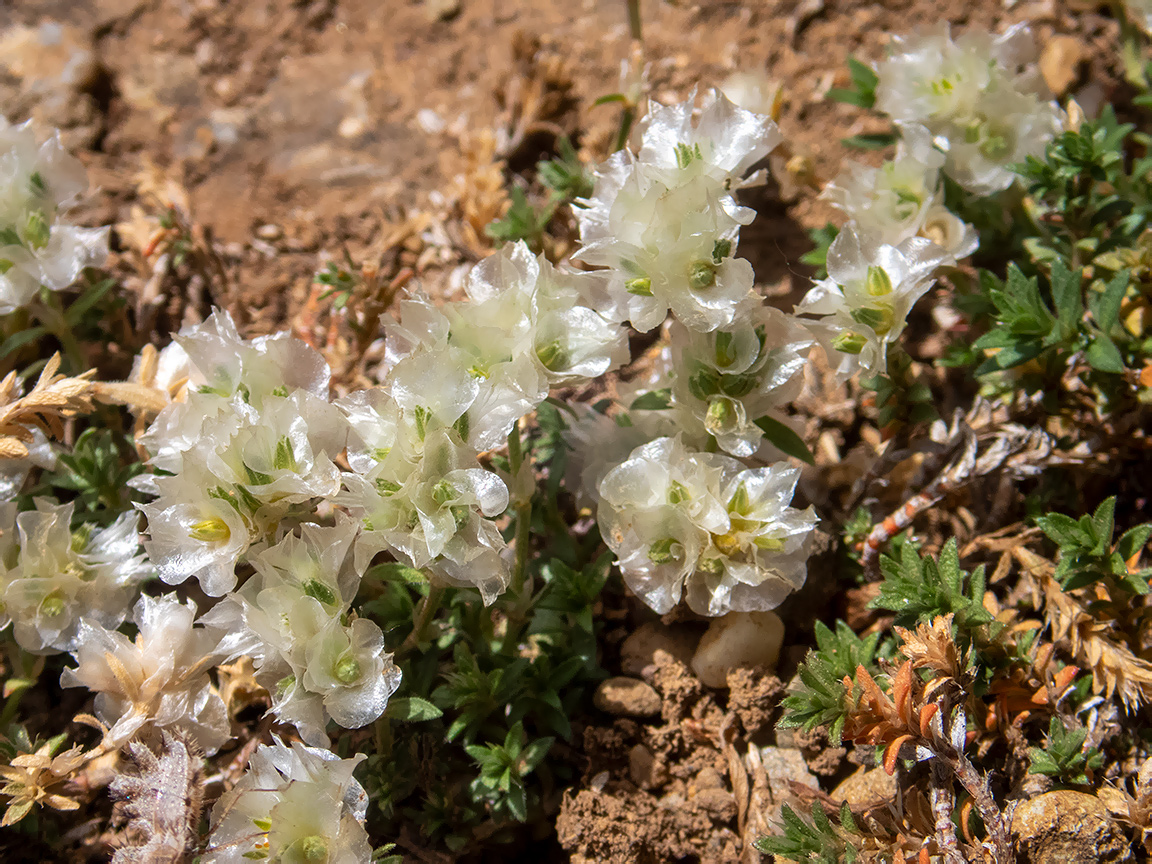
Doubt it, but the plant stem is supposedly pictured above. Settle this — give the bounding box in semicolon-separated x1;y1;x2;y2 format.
36;292;87;374
399;582;445;656
626;0;642;42
507;425;533;599
947;750;1012;864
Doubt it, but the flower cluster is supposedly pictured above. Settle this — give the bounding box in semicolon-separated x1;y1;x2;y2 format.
796;225;951;379
60;593;229;753
823;123;977;259
203;519;400;746
874;24;1062;195
338;241;625;600
0;500;151;655
202;738;370;864
596;436;816;616
0;118;108;314
574;91;779;332
135;310;346;597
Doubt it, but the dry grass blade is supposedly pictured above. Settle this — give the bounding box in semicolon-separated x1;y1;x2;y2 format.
0;354;98;458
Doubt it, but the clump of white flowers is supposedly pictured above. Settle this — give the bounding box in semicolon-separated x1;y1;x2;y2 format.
574;91;779;332
795;224;952;379
874;24;1062;195
134;309;347;596
597;436;816;616
60;593;229;754
338;241;625;601
203;518;400;746
823;123;977;259
0;500;151;654
0;117;108;314
202;738;370;864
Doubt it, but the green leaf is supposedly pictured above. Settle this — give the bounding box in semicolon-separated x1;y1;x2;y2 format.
593;92;628;106
629;388;672;411
1091;270;1129;332
385;697;443;722
841;132;898;150
1085;333;1124;373
367;562;428;584
753;415;814;464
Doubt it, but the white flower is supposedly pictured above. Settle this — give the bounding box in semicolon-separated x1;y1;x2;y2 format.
575;152;756;332
795;223;951;379
0;500;151;654
823;123;978;259
574;90;779;332
0;118;108;314
202;519;401;746
339;426;510;604
203;738;370;864
686;462;817;616
60;593;229;754
874;24;1062;195
637;89;781;186
597;436;816;616
597;436;726;615
135;315;348;597
668;306;813;457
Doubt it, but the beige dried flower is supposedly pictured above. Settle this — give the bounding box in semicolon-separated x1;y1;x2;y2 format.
0;353;97;459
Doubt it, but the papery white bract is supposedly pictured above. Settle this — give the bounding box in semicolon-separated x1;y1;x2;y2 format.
0;118;108;314
795;224;951;379
874;24;1062;195
202;518;401;747
668;306;813;457
202;738;370;864
597;436;816;616
823;123;977;259
134;310;348;596
338;420;511;605
60;593;229;754
574;90;779;333
0;500;151;654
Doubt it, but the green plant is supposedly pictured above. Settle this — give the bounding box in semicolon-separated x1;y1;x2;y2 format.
1028;716;1103;785
777;620;882;746
1035;496;1152;595
755;802;861;863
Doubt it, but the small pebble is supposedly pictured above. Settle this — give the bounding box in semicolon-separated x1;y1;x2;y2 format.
593;676;661;717
690;611;784;688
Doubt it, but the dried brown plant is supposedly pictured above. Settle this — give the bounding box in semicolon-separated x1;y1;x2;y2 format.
0;734;88;826
1014;546;1152;710
0;353;97;459
109;731;204;864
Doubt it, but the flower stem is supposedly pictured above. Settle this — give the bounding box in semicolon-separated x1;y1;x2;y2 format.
399;581;445;656
36;291;88;375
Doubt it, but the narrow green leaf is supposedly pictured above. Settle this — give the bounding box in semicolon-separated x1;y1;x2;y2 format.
753;415;814;464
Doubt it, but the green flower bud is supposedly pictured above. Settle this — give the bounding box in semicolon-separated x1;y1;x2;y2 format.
850;305;891;334
303;579;337;606
712;238;732;263
865;265;893;297
536;339;569;372
40;591;65;619
334;655;362;684
667;480;690;505
188;518;231;543
647;538;680;564
24;209;50;250
831;331;867;354
688;259;717;291
432;480;458;507
705;397;737;434
625;276;653;296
